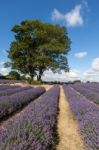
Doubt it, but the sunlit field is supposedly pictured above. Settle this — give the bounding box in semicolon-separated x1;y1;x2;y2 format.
0;0;99;149
0;81;99;150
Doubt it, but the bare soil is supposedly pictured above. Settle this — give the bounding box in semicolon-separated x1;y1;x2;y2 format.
15;83;52;91
57;86;85;150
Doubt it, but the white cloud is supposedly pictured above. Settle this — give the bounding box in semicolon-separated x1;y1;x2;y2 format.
74;51;87;58
42;57;99;82
51;9;64;21
66;70;80;79
83;70;99;82
51;0;89;27
91;57;99;71
65;5;83;27
0;67;9;75
42;69;80;82
52;5;83;27
83;57;99;82
0;61;5;65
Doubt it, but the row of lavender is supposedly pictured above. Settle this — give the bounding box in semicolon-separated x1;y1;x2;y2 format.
73;83;99;93
0;86;33;96
0;85;20;91
71;83;99;105
0;85;60;150
0;79;26;84
0;87;45;120
63;85;99;150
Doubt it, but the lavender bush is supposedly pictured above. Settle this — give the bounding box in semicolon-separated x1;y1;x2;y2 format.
0;87;45;120
71;84;99;105
0;86;33;96
0;85;59;150
0;85;20;91
73;83;99;93
63;85;99;150
0;79;26;84
75;83;99;92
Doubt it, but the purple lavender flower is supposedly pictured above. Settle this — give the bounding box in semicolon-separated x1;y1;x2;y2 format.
63;85;99;150
0;85;59;150
0;87;45;120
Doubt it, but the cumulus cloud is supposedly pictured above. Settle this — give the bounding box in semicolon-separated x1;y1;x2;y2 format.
74;51;87;58
65;5;83;27
66;70;80;79
0;62;5;65
42;57;99;82
42;69;80;82
51;0;89;27
91;57;99;71
83;57;99;82
83;70;99;82
0;67;9;75
51;9;64;21
52;5;83;27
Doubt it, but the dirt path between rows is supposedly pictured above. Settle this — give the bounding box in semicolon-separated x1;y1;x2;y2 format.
57;86;85;150
16;83;53;91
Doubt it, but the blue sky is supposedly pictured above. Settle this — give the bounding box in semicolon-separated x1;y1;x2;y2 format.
0;0;99;81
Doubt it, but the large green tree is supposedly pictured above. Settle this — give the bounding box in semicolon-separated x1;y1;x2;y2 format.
6;20;71;81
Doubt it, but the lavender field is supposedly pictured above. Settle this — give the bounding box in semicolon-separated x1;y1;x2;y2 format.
63;84;99;150
1;0;99;149
0;83;99;150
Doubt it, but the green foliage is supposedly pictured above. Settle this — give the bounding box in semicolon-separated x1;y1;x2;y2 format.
20;75;27;80
0;74;6;79
27;79;42;85
7;71;21;80
74;80;81;83
6;20;71;81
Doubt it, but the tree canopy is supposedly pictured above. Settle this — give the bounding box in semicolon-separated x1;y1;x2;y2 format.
6;20;71;81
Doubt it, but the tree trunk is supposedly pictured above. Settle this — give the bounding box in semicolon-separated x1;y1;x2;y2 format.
37;68;44;81
37;74;42;81
29;73;34;81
